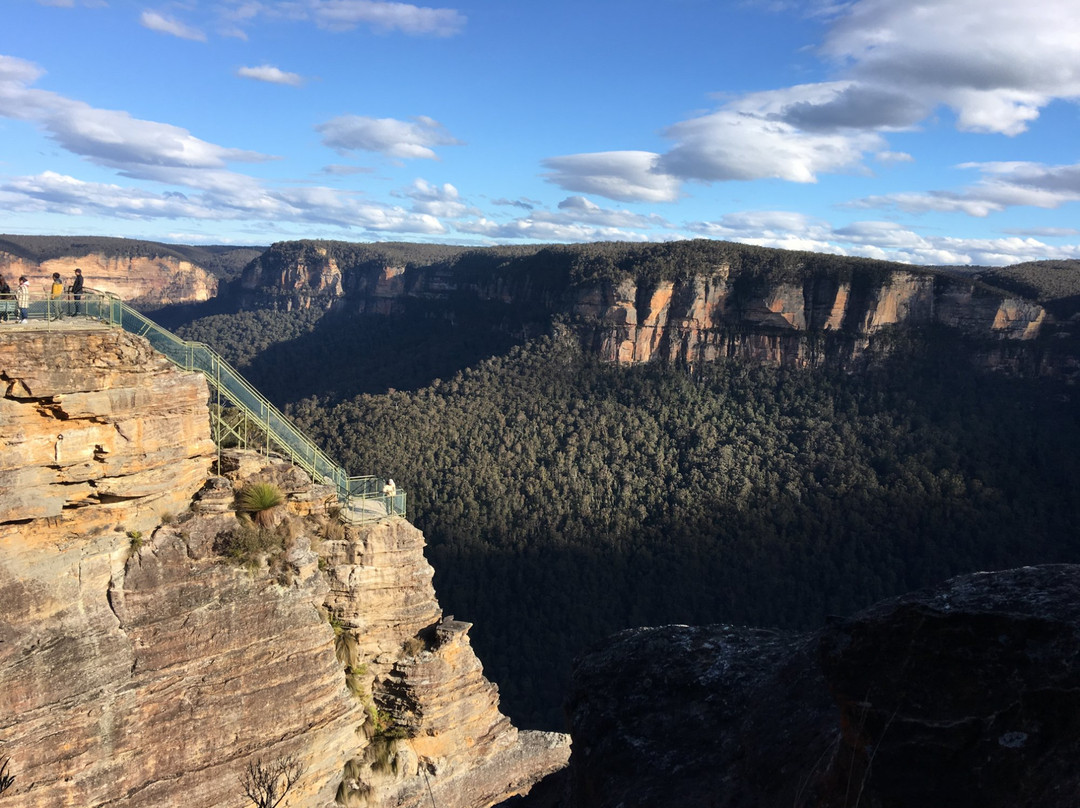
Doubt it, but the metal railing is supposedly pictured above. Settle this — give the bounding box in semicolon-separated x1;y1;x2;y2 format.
0;288;113;325
3;289;404;522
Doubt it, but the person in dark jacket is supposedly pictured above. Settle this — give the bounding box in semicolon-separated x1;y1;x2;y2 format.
71;267;84;316
0;274;10;322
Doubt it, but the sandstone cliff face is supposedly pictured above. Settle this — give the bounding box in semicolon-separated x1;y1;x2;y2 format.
240;242;1046;368
559;565;1080;808
1;327;217;533
0;327;567;807
0;253;218;305
575;271;1045;367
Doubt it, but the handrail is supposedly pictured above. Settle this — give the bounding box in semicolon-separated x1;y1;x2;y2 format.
3;289;404;523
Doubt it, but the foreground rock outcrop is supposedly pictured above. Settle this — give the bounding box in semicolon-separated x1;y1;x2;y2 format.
561;564;1080;808
0;326;567;807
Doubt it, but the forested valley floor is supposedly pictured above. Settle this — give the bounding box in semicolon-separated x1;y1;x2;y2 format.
178;307;1080;728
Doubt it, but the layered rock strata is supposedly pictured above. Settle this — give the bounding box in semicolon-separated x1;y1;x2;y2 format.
560;564;1080;808
1;326;216;535
320;519;570;808
240;241;1046;368
0;327;568;807
575;272;1044;366
0;253;218;305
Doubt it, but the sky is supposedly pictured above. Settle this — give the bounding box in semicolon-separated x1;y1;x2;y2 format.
1;0;1079;266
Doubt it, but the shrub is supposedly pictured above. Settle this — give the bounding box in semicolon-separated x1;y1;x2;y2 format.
214;518;284;569
322;518;345;542
335;759;371;807
127;531;144;556
237;482;285;527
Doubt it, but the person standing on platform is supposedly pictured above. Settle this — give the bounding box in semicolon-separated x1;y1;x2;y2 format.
16;277;30;323
49;272;64;320
71;267;84;316
0;274;10;322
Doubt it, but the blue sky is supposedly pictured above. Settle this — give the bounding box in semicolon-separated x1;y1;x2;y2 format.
1;0;1079;265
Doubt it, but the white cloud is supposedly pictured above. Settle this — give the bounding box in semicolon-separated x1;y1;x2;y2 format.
821;0;1080;135
455;195;672;243
555;196;669;229
658;106;882;183
685;209;1080;266
547;0;1080;204
237;65;304;86
0;170;448;234
310;0;466;36
686;210;838;252
749;81;927;132
140;11;208;42
321;163;375;176
852;161;1080;217
542;151;681;204
456;217;658;244
875;151;913;164
0;57;449;237
1003;227;1080;238
0;55;46;88
491;197;536;211
316;114;460;160
36;0;107;6
544;85;888;201
0;55;267;180
396;178;470;217
217;0;466;37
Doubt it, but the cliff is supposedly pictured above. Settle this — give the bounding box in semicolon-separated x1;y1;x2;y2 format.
239;240;1047;368
0;325;567;807
0;252;218;306
558;564;1080;808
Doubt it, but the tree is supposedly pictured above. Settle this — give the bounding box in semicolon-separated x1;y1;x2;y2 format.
240;755;305;808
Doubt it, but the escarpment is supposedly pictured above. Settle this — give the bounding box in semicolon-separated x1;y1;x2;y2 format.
0;253;218;305
0;326;568;807
239;240;1048;369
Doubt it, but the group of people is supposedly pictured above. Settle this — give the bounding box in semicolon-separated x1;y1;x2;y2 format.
0;268;85;323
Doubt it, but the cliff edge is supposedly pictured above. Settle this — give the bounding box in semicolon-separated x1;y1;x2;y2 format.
0;326;568;807
238;240;1048;368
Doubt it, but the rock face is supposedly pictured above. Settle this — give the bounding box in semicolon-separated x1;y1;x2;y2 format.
0;327;568;807
573;271;1044;367
561;565;1080;808
0;252;218;305
240;241;1046;368
1;327;217;534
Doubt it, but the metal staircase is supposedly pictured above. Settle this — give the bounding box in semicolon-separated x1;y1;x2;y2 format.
98;294;405;523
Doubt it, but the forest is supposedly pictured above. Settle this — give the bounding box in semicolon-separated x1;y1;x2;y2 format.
176;295;1080;729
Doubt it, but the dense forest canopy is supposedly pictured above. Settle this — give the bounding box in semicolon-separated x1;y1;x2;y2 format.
154;240;1080;728
273;324;1077;728
975;259;1080;318
175;305;528;402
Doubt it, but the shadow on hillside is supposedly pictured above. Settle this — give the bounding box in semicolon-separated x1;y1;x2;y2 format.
241;309;536;406
136;296;239;331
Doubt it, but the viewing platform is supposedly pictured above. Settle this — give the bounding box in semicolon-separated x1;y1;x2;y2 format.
1;289;405;524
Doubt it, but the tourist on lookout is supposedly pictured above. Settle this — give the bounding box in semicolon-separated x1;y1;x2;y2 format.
71;267;84;316
16;277;30;323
